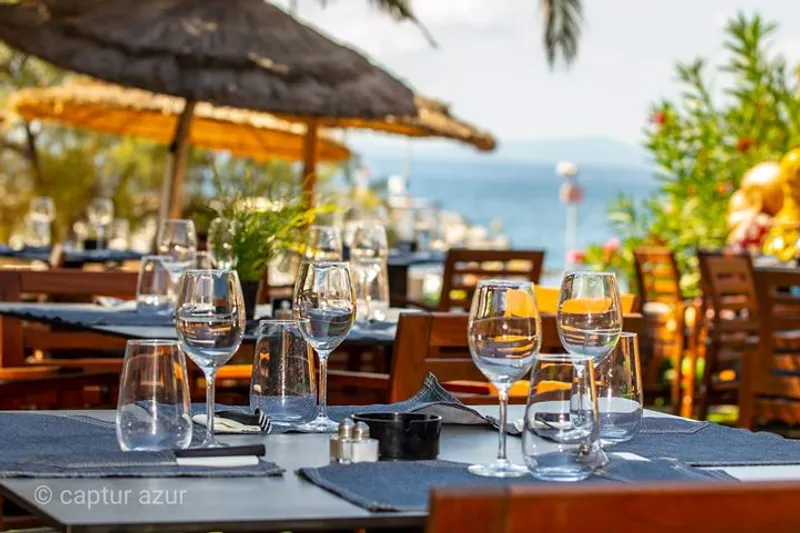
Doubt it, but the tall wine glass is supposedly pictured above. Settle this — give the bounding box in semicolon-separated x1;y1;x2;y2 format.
87;198;114;249
175;269;245;446
29;196;55;223
293;261;356;432
557;271;623;361
468;279;541;477
157;219;198;281
208;217;234;269
304;225;343;260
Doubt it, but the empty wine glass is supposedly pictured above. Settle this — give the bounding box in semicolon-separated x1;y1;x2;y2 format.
176;270;245;447
208;217;234;269
557;271;623;362
468;279;541;477
136;255;174;315
87;198;114;249
29;196;55;223
351;221;390;323
108;219;131;251
157;219;197;281
304;225;343;261
293;261;356;432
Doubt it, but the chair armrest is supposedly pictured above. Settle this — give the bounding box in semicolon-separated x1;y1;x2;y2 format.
327;369;391;390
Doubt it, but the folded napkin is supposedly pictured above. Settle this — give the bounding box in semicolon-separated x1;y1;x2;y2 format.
0;413;283;478
299;457;734;512
192;409;271;434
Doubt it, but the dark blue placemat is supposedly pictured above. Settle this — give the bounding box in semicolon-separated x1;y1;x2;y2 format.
299;458;734;512
0;413;282;478
0;303;174;327
616;418;800;466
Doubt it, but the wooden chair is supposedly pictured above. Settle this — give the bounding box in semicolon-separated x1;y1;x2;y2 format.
633;246;693;413
741;267;800;428
437;249;545;311
0;371;119;410
329;311;645;405
695;250;759;421
427;482;800;533
0;269;137;369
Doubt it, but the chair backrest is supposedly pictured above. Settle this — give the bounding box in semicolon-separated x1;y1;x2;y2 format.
437;249;545;311
696;250;759;332
535;286;640;314
633;246;682;305
0;269;138;367
427;482;800;533
743;267;800;427
388;311;645;403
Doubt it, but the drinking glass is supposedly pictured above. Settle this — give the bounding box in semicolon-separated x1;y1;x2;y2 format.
116;340;192;451
136;255;174;315
250;319;317;426
194;251;215;269
29;196;55;223
207;217;234;269
293;261;356;432
108;219;131;251
556;271;623;361
304;225;343;261
351;221;390;323
157;219;197;281
23;214;51;248
87;198;114;249
467;279;541;477
522;355;601;482
176;270;246;446
596;332;643;443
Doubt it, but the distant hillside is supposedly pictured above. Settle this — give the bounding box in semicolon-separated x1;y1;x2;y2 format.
348;134;653;169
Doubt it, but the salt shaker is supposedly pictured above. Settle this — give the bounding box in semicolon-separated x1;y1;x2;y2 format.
350;421;379;463
330;418;355;463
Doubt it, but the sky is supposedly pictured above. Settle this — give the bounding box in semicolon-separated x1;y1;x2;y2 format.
273;0;800;150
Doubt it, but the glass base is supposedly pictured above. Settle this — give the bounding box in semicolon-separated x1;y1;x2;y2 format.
468;460;529;478
530;466;593;482
296;415;339;433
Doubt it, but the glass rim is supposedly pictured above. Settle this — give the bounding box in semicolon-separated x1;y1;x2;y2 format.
126;339;179;347
619;332;638;339
257;318;308;326
181;268;235;276
563;270;617;278
476;279;535;289
535;353;592;363
300;260;349;268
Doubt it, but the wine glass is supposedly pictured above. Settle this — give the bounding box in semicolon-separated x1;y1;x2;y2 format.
175;270;245;447
467;279;541;477
556;271;623;361
87;198;114;249
29;196;55;223
293;261;356;432
304;225;343;260
351;221;390;323
208;217;234;269
157;219;198;281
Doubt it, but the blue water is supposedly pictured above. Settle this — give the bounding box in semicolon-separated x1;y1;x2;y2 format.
364;156;658;269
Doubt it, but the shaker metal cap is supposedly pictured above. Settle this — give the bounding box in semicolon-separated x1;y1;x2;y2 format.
338;418;355;439
353;421;370;440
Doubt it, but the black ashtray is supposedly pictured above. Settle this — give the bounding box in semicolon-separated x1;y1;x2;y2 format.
352;412;442;461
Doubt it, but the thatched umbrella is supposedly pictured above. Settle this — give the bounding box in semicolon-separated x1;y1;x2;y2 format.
11;80;351;164
0;0;416;219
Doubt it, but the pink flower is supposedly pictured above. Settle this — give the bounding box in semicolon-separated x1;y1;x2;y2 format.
603;238;621;254
566;249;586;265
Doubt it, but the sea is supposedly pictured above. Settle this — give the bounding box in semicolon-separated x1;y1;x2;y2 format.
362;155;659;271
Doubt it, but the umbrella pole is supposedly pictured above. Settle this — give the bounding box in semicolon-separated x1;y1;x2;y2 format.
158;100;197;224
302;119;318;211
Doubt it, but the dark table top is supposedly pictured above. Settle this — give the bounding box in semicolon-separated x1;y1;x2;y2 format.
0;246;142;266
0;406;505;533
386;250;445;268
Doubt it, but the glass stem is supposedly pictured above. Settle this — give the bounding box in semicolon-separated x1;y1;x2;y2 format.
318;352;330;420
497;388;509;462
205;369;217;442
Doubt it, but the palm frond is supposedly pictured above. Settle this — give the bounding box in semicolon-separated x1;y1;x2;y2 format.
541;0;583;68
315;0;437;48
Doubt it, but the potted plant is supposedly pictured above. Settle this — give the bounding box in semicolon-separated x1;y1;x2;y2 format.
210;174;329;319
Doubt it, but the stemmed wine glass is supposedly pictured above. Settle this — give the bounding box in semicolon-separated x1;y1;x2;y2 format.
304;226;343;260
467;279;541;477
175;270;245;447
556;271;623;446
207;217;234;269
87;198;114;249
293;261;356;432
157;219;198;281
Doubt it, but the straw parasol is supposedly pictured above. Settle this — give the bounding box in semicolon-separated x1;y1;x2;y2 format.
10;80;351;164
0;0;416;219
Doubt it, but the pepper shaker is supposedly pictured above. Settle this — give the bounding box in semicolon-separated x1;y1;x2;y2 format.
330;418;355;463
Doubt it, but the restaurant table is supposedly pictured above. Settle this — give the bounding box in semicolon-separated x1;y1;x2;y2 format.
0;407;795;533
0;246;142;267
387;250;446;307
